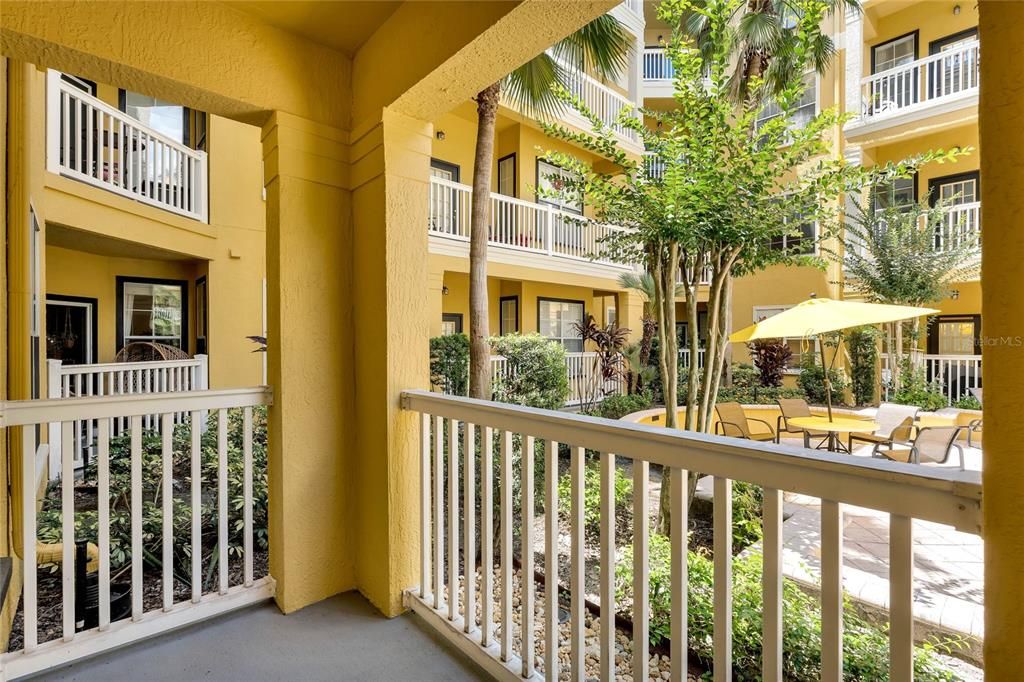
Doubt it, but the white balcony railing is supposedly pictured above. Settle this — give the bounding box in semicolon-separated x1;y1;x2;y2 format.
882;354;982;406
46;71;209;222
428;176;630;269
860;40;979;122
557;58;641;146
937;201;981;251
401;390;982;682
643;47;675;81
679;347;706;369
46;357;209;477
2;387;273;680
621;0;644;19
487;352;624;407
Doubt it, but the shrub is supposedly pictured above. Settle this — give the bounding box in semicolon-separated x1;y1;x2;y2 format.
797;354;848;405
848;326;880;406
429;333;470;395
594;390;653;420
730;481;764;550
953;394;981;410
891;358;947;412
614;536;961;680
748;339;791;388
490;333;570;410
715;364;805;405
557;461;632;538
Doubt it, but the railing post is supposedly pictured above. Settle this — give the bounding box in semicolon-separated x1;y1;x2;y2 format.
196;152;209;223
46;359;63;480
45;70;62;175
196;354;210;433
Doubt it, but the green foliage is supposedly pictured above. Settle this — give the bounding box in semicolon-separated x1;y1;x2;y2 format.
557;461;632;537
953;394;981;411
891;358;948;411
593;390;654;420
430;334;470;395
716;363;805;405
797;354;848;405
747;339;791;388
848;326;880;406
490;333;570;410
37;408;268;589
615;536;961;680
730;482;765;550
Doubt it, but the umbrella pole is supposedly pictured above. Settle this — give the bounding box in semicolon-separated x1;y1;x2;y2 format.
819;339;833;421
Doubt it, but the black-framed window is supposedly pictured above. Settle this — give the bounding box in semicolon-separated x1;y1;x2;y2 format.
118;89;191;146
116;277;188;352
928;314;980;355
929;28;979;55
500;296;519;335
441;313;463;336
498;153;516;197
46;294;99;365
872;32;918;74
928;171;980;207
61;73;97;95
770;213;817;255
430;158;460;182
928;28;979;99
873;173;919;212
195;276;209;355
538;298;584;352
536;158;583;215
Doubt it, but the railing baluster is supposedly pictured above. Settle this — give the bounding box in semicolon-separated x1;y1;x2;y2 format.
599;451;615;680
633;459;650;682
890;514;914;680
544;439;559;680
463;422;476;634
670;467;688;682
500;429;513;662
61;420;76;641
161;413;174;610
22;426;38;651
421;412;431;600
217;409;229;594
434;415;444;610
481;426;495;647
243;406;254;587
713;476;732;681
521;435;535;676
762;487;783;682
97;418;111;630
190;409;202;603
821;499;843;682
570;445;584;682
130;415;143;620
448;418;459;621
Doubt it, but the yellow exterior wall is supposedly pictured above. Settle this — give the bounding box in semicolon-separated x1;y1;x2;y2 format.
863;1;977;68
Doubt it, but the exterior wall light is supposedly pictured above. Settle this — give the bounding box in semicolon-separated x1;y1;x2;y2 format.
436;130;446;140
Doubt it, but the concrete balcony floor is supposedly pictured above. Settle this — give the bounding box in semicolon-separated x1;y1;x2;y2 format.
37;592;486;681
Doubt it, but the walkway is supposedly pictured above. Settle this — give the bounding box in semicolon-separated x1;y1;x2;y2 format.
34;592;486;682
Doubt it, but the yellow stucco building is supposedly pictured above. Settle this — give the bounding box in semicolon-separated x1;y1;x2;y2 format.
0;1;1021;680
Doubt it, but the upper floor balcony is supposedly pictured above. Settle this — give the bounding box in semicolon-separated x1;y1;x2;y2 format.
641;47;675;98
846;40;979;139
427;175;632;277
46;71;209;223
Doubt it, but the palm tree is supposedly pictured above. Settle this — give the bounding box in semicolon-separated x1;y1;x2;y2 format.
467;15;632;399
681;0;859;103
618;271;685;374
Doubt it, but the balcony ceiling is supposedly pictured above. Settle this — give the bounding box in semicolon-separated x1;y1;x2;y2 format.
227;1;401;56
46;224;197;262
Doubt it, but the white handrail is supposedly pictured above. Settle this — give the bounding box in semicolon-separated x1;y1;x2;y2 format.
3;387;272;680
46;70;208;222
937;201;981;250
860;40;979;120
882;354;981;405
428;176;630;269
401;390;981;681
549;56;640;145
643;48;675;81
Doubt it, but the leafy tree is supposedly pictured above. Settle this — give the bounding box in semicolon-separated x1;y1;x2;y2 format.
847;325;879;405
747;338;791;387
490;333;570;410
537;0;966;533
840;195;978;389
466;16;632;399
429;333;470;395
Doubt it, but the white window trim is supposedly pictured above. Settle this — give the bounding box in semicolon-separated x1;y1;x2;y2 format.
538;299;585;351
122;281;185;348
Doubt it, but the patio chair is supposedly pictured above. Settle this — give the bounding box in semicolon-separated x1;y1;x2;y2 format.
775;398;828;448
878;426;967;470
714;402;776;441
848;402;919;453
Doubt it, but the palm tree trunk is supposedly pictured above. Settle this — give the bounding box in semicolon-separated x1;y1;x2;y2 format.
469;83;501;400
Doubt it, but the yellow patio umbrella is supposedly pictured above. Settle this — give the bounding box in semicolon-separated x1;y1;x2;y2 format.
729;298;940;420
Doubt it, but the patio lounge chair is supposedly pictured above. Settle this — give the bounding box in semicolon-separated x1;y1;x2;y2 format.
878;426;967;470
848;402;919;453
775;398;829;448
714;402;776;441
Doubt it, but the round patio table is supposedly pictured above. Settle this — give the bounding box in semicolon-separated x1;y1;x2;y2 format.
786;416;879;453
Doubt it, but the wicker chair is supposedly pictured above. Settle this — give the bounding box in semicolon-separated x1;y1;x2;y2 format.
775;398;828;448
878;426;966;470
714;402;776;441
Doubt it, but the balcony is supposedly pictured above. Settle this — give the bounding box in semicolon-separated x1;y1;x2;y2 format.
642;47;676;98
847;40;979;137
846;202;981;269
45;71;209;222
427;176;632;276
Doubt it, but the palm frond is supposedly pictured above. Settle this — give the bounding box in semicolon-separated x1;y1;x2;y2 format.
503;54;561;117
738;10;783;52
551;14;631;82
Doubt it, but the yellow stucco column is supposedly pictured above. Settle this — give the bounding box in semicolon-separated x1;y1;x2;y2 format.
979;2;1024;674
350;109;432;616
618;288;647;345
262;112;355;614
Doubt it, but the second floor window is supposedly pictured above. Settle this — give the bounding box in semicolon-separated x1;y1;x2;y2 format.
122;280;185;349
872;176;917;212
121;91;188;146
770;216;816;255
